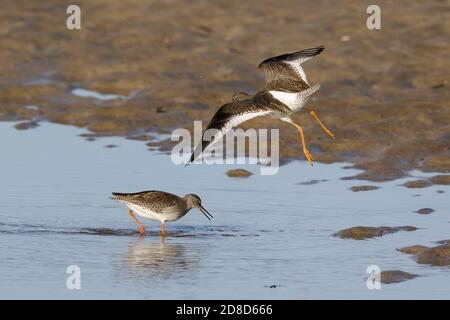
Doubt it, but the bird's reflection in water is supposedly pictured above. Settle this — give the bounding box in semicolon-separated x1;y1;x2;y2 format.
125;238;199;282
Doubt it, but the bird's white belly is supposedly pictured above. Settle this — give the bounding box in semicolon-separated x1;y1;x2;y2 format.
127;203;162;221
124;202;183;223
268;91;304;111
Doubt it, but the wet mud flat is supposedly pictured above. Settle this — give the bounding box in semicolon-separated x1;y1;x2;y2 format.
1;0;449;182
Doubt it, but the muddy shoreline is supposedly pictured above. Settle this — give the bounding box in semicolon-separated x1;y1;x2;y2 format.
1;0;449;182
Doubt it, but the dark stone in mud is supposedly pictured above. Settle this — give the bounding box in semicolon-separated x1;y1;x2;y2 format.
334;226;417;240
105;144;118;148
402;180;432;189
264;284;279;288
437;190;445;194
430;175;450;186
431;83;445;89
414;208;434;215
376;270;418;284
226;169;252;178
350;185;380;192
14;121;39;130
400;241;450;267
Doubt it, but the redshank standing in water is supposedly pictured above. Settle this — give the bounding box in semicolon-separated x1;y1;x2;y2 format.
111;191;213;237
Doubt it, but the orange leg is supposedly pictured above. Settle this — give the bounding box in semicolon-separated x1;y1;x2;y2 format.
290;122;314;166
128;209;145;235
161;223;166;238
309;110;335;139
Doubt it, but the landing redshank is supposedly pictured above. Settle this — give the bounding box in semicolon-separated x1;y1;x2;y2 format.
187;45;334;166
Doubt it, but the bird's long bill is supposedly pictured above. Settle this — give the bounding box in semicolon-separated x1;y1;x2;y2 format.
199;205;213;221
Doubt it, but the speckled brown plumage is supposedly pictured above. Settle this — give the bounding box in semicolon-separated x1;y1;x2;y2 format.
112;191;185;213
258;46;324;92
265;78;310;92
111;190;213;237
188;91;291;163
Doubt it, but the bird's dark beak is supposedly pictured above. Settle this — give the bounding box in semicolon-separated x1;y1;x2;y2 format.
199;205;213;221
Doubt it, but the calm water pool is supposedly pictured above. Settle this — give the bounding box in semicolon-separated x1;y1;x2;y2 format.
0;122;448;299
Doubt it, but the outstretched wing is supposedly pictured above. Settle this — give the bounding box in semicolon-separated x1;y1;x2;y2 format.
186;98;275;165
258;46;324;92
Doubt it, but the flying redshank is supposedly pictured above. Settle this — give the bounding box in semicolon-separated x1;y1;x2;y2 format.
187;45;334;166
111;191;213;237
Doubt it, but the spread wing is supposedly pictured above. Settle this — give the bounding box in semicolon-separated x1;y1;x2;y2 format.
186;98;276;165
258;46;324;92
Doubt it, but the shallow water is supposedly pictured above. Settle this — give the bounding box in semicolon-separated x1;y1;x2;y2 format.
0;122;449;299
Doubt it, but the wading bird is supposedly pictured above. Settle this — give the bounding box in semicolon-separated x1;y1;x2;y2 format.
187;46;334;166
111;191;213;237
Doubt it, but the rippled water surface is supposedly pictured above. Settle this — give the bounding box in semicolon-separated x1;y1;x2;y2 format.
0;122;449;299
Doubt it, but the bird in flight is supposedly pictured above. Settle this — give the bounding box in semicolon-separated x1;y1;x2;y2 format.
186;45;334;166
